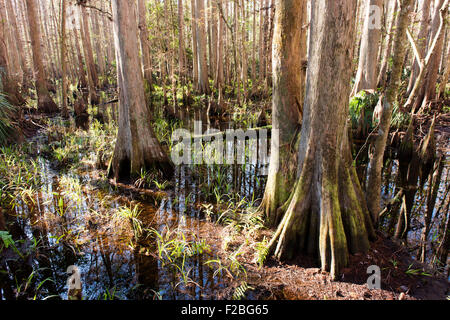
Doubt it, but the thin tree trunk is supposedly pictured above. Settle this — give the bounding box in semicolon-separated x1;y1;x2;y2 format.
366;0;413;224
377;0;398;88
196;0;210;94
80;5;99;89
407;0;431;95
418;0;448;111
262;0;307;225
351;0;384;96
60;0;69;118
191;0;199;89
79;5;99;105
109;0;174;181
138;0;153;91
25;0;58;113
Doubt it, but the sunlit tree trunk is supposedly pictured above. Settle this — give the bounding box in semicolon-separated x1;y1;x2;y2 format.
72;23;88;91
79;5;99;105
366;0;413;224
262;0;307;225
240;0;248;100
196;0;210;94
407;0;431;95
60;0;69;118
266;0;375;280
351;0;384;96
109;0;174;181
25;0;58;113
258;0;266;87
418;0;448;111
377;0;398;87
80;6;99;89
191;0;199;89
0;0;23;105
138;0;153;91
7;0;28;82
215;0;225;107
178;0;186;85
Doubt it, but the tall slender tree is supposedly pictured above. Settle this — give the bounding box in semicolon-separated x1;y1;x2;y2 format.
109;0;174;181
366;0;414;224
25;0;58;113
262;0;307;225
351;0;384;96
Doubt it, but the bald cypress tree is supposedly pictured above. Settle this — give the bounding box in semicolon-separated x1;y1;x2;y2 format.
108;0;174;182
265;0;375;279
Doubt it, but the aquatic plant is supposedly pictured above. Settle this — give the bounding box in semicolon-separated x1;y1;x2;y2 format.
0;93;16;146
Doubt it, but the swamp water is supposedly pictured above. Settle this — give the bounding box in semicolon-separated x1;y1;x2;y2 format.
0;110;448;299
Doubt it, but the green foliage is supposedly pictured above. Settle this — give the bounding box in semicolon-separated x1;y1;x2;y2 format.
390;101;410;129
255;237;269;269
0;144;41;208
349;90;379;129
0;93;16;146
114;204;143;239
405;263;432;277
232;281;253;300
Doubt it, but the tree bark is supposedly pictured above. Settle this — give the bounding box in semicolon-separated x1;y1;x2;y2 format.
109;0;174;181
60;0;69;118
418;0;448;111
262;0;306;225
407;0;431;95
366;0;413;224
377;0;398;88
351;0;384;96
138;0;153;91
267;0;375;280
191;0;199;89
25;0;58;113
0;0;23;105
196;0;210;94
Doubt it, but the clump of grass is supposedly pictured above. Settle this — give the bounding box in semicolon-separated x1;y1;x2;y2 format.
0;93;17;146
148;226;210;288
114;204;143;240
0;144;42;209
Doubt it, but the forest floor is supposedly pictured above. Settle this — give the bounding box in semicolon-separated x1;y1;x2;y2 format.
194;220;450;300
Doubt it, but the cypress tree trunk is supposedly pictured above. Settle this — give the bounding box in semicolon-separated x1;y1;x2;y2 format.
191;0;199;89
0;0;23;105
262;0;306;225
196;0;210;94
407;0;431;95
351;0;384;96
138;0;153;91
109;0;174;182
25;0;58;113
60;0;69;118
418;0;448;111
366;0;413;224
266;0;375;280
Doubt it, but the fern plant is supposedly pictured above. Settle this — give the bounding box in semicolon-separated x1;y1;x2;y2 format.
0;93;16;146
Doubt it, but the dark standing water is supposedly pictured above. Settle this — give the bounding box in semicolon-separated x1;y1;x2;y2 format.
1;109;448;299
